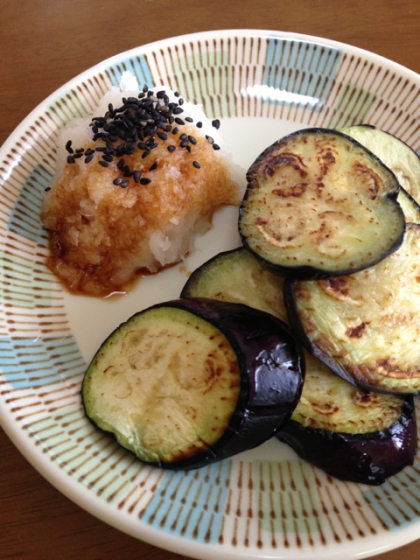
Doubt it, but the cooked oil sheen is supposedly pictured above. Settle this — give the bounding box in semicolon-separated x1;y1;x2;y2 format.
83;307;241;463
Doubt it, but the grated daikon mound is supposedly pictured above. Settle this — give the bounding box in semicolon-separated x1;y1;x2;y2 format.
41;73;241;296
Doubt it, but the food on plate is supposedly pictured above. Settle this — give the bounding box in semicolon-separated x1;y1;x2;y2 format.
285;222;420;394
82;298;304;469
339;124;420;209
278;357;417;485
239;128;405;279
41;74;240;296
182;247;417;484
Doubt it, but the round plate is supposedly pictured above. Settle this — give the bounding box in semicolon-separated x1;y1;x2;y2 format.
1;29;420;560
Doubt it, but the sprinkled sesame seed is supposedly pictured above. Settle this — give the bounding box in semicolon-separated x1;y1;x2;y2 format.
212;143;221;150
85;154;94;164
157;131;168;140
121;180;130;188
149;161;158;171
44;186;51;192
167;145;176;152
172;127;179;135
65;140;73;154
188;135;197;145
140;177;151;185
206;135;214;145
192;161;201;169
174;117;185;125
113;178;123;185
196;121;203;128
67;155;75;164
103;154;114;162
133;170;141;183
212;119;221;129
99;161;109;168
185;116;193;122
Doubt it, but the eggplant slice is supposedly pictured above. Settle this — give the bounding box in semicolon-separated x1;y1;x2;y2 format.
239;128;405;279
340;124;420;210
286;223;420;394
82;298;304;469
277;357;417;485
182;248;417;484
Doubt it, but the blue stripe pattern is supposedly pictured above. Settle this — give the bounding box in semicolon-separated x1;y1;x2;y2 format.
142;460;231;542
263;38;343;111
0;335;86;389
7;164;53;247
106;55;154;89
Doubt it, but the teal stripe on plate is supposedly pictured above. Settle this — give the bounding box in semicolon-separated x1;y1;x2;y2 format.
263;38;343;111
0;335;86;389
141;460;231;542
7;164;53;247
106;55;154;89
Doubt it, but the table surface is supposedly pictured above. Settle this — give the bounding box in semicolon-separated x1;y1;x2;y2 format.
1;1;420;559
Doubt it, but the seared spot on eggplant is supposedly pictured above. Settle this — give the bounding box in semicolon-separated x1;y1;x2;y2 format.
346;322;367;338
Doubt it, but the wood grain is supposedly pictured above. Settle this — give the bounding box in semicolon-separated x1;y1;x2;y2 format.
1;1;420;558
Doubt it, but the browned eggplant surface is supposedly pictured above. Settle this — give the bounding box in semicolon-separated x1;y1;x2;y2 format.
239;128;405;279
82;298;304;469
181;248;417;484
286;223;420;394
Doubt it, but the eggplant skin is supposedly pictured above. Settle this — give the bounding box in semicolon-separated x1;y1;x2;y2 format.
277;398;417;485
239;127;405;280
83;298;305;470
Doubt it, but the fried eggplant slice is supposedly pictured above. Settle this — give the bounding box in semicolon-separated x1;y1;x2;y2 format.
82;298;304;469
277;358;417;485
340;124;420;209
285;223;420;394
182;248;416;484
239;128;405;278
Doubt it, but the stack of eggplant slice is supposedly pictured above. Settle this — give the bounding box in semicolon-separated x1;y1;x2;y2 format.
183;127;420;485
82;126;420;484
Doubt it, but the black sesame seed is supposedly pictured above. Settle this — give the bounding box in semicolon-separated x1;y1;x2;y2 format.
167;145;176;152
188;135;197;145
174;117;185;125
196;121;203;128
44;186;51;192
121;180;130;188
76;147;85;153
149;161;158;171
185;117;193;123
117;159;125;170
99;160;109;168
180;140;189;148
102;154;114;162
179;98;184;105
173;107;184;115
138;142;149;150
84;154;94;164
67;155;75;164
172;127;179;135
206;135;214;145
192;161;201;169
140;177;151;185
174;91;180;97
133;170;141;183
65;140;73;154
212;119;221;129
73;152;83;159
157;131;168;140
212;143;221;150
113;178;123;185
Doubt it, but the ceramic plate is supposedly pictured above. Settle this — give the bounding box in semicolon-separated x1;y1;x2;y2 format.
1;29;420;560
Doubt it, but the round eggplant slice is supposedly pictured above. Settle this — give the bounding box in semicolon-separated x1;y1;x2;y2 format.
182;248;417;484
340;124;420;209
82;298;304;469
277;358;417;485
239;128;405;279
181;247;289;323
285;223;420;394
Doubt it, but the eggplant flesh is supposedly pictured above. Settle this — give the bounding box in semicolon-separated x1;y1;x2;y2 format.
340;124;420;210
277;367;416;485
285;223;420;394
182;248;416;484
239;128;405;279
82;298;304;470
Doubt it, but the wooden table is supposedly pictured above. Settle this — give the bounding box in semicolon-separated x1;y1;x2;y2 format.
1;1;420;559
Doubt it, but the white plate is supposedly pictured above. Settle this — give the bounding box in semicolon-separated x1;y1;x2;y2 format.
1;29;420;560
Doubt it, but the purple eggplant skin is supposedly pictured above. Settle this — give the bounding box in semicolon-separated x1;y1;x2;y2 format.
151;298;305;470
277;398;417;485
